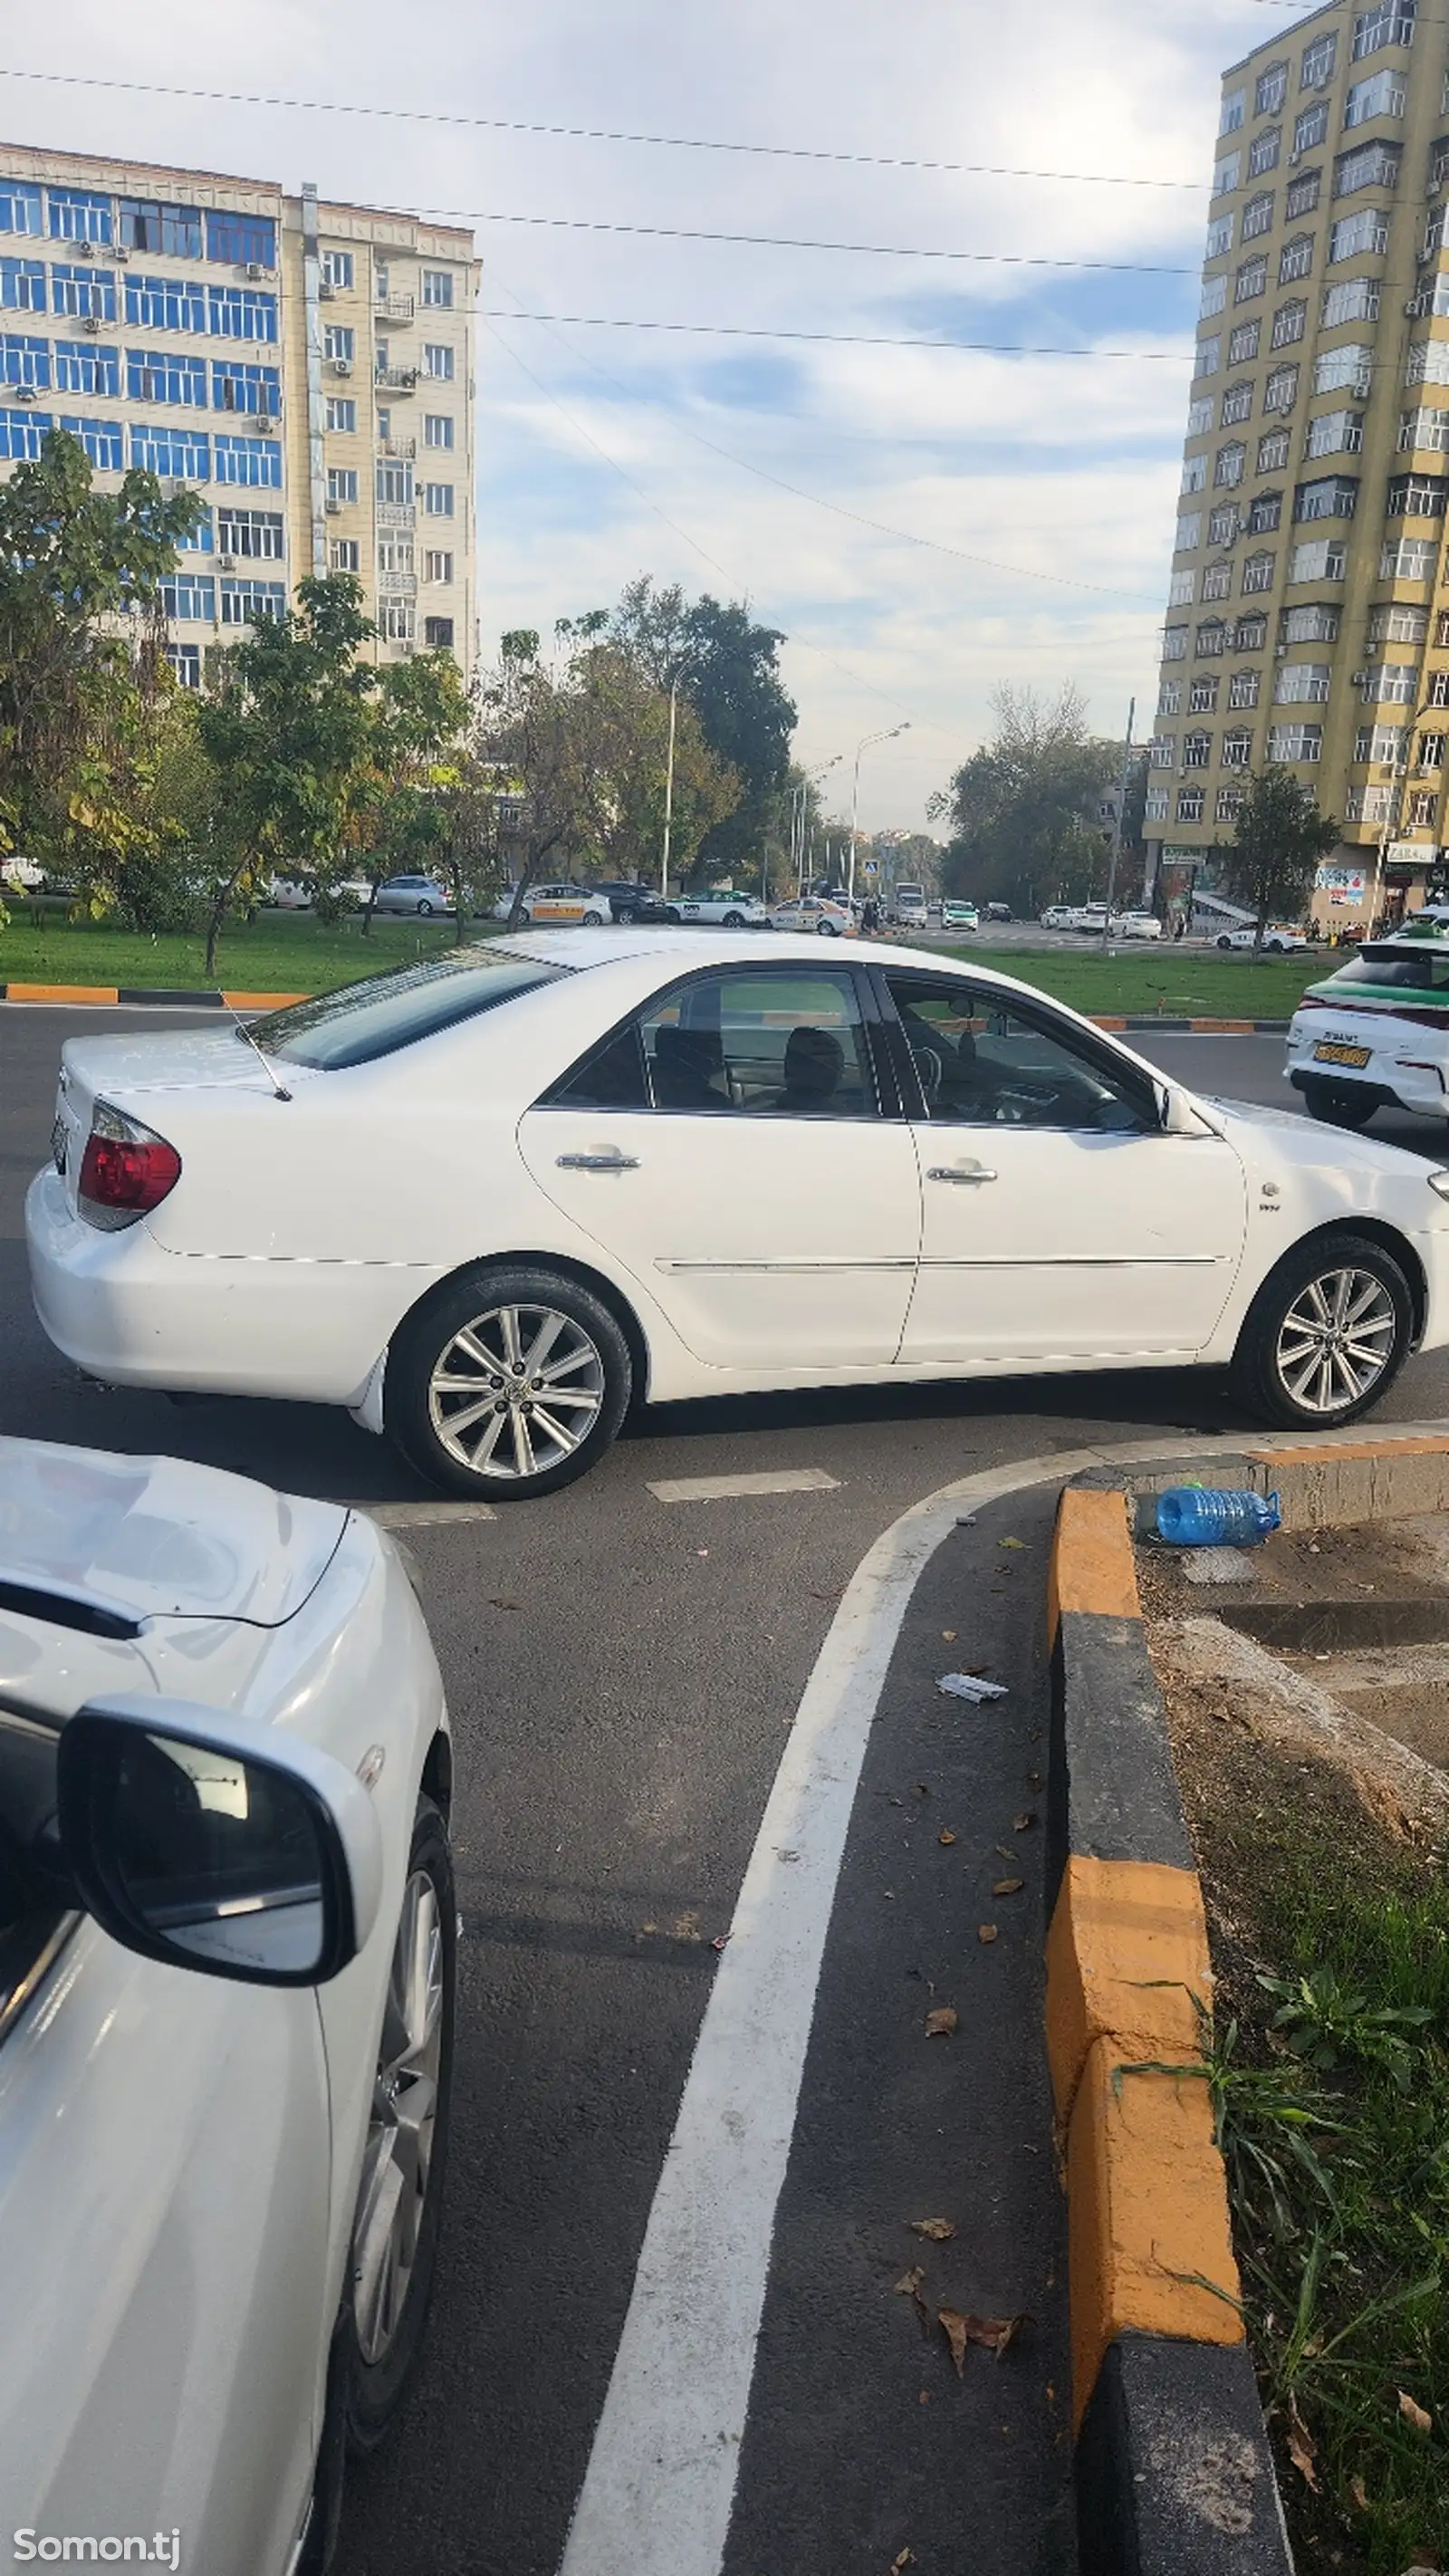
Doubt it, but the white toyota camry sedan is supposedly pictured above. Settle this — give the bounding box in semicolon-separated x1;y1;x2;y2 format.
0;1436;453;2572
26;931;1449;1500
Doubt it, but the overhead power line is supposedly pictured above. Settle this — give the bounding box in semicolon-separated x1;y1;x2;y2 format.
482;308;1195;360
413;207;1196;277
0;66;1206;191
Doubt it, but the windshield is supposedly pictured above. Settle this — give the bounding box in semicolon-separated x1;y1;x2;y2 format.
1321;946;1449;995
245;947;568;1070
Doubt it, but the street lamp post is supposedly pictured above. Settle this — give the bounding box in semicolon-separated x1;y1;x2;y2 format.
793;754;842;896
849;726;909;905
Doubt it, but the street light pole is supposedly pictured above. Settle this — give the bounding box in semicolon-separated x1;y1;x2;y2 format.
849;726;909;905
1099;697;1136;953
795;754;842;896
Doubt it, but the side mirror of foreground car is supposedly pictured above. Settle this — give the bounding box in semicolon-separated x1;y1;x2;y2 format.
57;1697;384;1988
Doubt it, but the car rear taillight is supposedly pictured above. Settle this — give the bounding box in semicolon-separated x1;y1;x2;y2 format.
77;1100;182;1232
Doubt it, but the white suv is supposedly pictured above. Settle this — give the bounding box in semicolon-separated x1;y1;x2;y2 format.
0;1437;454;2575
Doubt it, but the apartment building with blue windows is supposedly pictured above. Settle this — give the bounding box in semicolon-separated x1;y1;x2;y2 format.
0;143;478;686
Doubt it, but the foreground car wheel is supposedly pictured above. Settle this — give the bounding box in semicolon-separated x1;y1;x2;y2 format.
582;908;605;927
390;1264;632;1497
816;918;840;937
1302;1080;1377;1130
1231;1233;1413;1429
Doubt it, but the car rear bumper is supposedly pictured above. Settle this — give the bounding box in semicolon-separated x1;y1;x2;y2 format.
1287;1029;1448;1119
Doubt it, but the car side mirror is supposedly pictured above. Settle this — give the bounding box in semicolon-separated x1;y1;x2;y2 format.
57;1696;384;1988
1154;1081;1218;1138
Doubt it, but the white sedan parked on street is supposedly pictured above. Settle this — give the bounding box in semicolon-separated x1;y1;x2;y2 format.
0;1436;454;2573
771;895;855;936
1117;910;1163;941
674;889;772;928
1215;924;1311;953
26;932;1449;1498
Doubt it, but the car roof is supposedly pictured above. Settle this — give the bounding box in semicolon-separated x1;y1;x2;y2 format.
490;927;1048;987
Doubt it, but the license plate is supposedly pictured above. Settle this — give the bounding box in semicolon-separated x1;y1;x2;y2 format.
51;1113;67;1175
1314;1041;1371;1068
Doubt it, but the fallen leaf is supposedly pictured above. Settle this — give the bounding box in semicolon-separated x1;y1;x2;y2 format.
890;2554;914;2574
1285;2391;1318;2491
696;1548;709;1557
941;1629;957;1641
892;2265;926;2297
925;2006;959;2037
993;1878;1025;1897
1399;2389;1434;2438
711;1933;732;1953
908;2217;957;2242
978;1924;999;1944
918;2389;930;2405
939;2308;970;2378
963;2312;1025;2360
938;1829;957;1847
488;1597;525;1610
1012;1812;1038;1832
1348;2475;1368;2514
915;1782;932;1798
997;1536;1028;1550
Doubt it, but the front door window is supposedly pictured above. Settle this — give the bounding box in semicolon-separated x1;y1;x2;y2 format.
884;976;1154;1132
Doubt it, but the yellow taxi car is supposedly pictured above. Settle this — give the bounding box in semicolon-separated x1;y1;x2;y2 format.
520;884;614;926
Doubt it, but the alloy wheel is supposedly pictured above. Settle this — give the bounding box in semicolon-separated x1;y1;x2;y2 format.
352;1871;444;2366
1274;1265;1398;1416
427;1302;607;1478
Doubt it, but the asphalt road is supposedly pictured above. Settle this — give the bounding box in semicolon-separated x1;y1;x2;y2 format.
4;1004;1449;2576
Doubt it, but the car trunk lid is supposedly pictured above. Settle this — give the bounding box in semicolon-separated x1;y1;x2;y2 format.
50;1027;318;1213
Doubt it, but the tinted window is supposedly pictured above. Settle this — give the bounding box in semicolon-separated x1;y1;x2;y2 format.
637;970;877;1118
247;947;567;1070
551;1023;650;1110
1325;946;1449;992
883;975;1154;1132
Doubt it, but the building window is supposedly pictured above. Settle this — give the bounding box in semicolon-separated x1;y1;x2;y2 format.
1229;668;1262;708
0;180;43;238
330;537;360;571
1270;303;1307;351
1187;396;1214;437
1249;490;1284;533
326;396;357;432
1407;341;1449;389
1345;783;1395;820
1147;734;1176;768
421;269;454;308
373;259;390;299
424;341;454;380
1333;145;1400;199
1195;620;1227;658
1295;476;1359;519
324;324;354;364
1235;612;1270;649
1167;569;1195;607
213;432;281;487
1190;676;1219;712
1183;729;1213;767
1267;722;1324;760
1214;441;1246;487
1200;274;1228;321
1290;536;1348;580
204;212;276;268
1234;255;1268;303
1202;561;1233;601
423;481;455;515
1367;600;1429;643
1162;625;1188;661
1329;212;1391;269
118;199;202;259
130;422;210;479
1205;213;1233;260
1223;727;1254;769
217;505;284;560
1282;602;1340;641
213;359;281;419
424;413;454;449
1257;433;1291;479
1315;342;1373;397
1306;407;1364;457
47;188;111;246
381;599;416;642
1351;2;1415;60
0;332;49;389
1409;787;1439;825
1157;681;1183;716
0;404;51;460
1243;195;1276;245
1429;668;1449;703
1275;661;1332;702
1296;101;1330;153
1144;789;1171;822
1248;129;1281;179
1242;551;1276;592
328;466;360;505
166;641;202;688
1207;503;1240;546
1214;154;1242;201
1361;662;1418;699
220;577;286;624
1400;407;1449;452
376;459;413;504
1176;785;1206;821
50;262;115;322
1344;70;1407;125
1387;472;1449;515
1286;169;1322;218
160;572;216;623
126;347;207;408
1195;335;1222;377
1216;784;1247;822
53;340;120;398
1324;276;1381;326
321;249;354;289
377;535;414;576
207;286;278;341
1381;534;1437;576
1227;322;1261;368
0;256;45;313
58;412;122;469
1263;367;1300;418
1257;62;1289;116
424;616;455;649
1176;510;1203;551
125;273;206;333
1220;380;1253;427
1419;730;1445;766
1278;235;1315;286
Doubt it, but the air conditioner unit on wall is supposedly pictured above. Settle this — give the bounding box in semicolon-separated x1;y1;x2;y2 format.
245;263;265;280
218;553;237;572
113;243;130;262
255;415;273;432
82;316;102;335
326;497;342;514
319;280;335;299
331;359;352;376
13;385;35;403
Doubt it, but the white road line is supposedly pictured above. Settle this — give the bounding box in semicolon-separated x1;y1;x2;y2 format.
556;1418;1449;2576
361;1500;498;1528
647;1467;841;1504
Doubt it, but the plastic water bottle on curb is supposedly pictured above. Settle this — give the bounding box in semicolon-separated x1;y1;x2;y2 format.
1156;1487;1281;1548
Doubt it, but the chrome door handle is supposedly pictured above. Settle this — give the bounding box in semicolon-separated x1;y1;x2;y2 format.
927;1164;997;1184
555;1150;639;1171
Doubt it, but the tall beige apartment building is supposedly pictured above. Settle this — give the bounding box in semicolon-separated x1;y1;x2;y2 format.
0;140;479;683
1152;0;1449;929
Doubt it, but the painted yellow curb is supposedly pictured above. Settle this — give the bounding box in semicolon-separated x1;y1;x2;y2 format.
5;981;120;1004
1249;1434;1449;1465
1044;1854;1211;2127
1046;1485;1140;1646
1066;2036;1243;2427
221;990;309;1008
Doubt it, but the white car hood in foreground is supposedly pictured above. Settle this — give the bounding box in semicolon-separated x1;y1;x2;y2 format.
1205;1094;1449;1185
0;1437;348;1628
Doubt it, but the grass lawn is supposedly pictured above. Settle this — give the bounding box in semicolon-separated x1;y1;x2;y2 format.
942;943;1326;1019
0;909;496;993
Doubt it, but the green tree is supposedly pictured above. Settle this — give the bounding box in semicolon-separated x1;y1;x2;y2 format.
340;650;473;933
929;686;1119;916
1222;767;1339;949
610;576;793;886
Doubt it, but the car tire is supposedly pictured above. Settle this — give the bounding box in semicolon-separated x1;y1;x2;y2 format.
722;909;745;928
665;904;681;923
816;918;840;937
1216;935;1233;949
1302;1081;1378;1130
582;909;604;927
389;1263;633;1499
1230;1231;1414;1430
416;900;434;918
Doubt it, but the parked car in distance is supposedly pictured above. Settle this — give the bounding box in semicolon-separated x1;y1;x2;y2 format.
589;880;668;925
29;931;1449;1507
1;855;43;892
675;889;772;928
1072;904;1118;936
0;1435;454;2574
941;899;979;933
1286;926;1449;1128
1039;905;1079;929
984;902;1012;923
1118;911;1163;941
892;882;928;928
374;875;451;918
520;884;613;927
266;879;314;910
1216;925;1310;953
770;895;855;936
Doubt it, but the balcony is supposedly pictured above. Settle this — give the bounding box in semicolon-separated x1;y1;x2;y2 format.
376;500;416;530
379;570;417;598
379;435;416;459
375;367;417;395
375;293;415;322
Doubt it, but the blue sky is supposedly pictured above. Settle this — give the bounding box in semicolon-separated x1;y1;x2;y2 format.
2;0;1312;826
